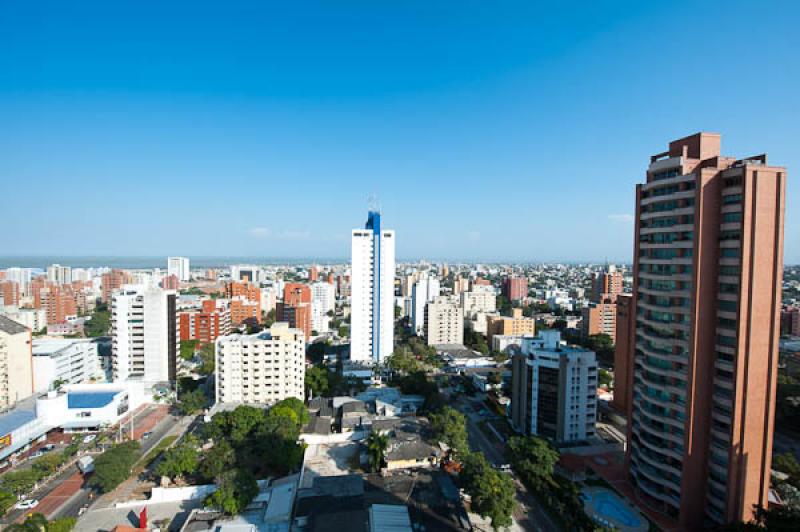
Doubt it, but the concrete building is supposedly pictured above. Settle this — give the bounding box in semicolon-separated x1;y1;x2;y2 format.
502;276;528;301
32;339;101;392
215;323;305;405
0;281;20;307
486;308;536;345
101;269;130;302
311;282;335;333
179;299;231;343
424;296;463;347
46;264;72;285
612;294;634;414
167;257;191;282
622;133;786;527
3;268;33;296
591;265;623;303
581;302;617;342
351;211;395;363
111;285;178;384
411;276;440;335
0;307;46;333
277;283;312;338
781;306;800;336
230;264;261;284
0;316;33;411
510;330;597;443
225;282;262;326
460;288;497;317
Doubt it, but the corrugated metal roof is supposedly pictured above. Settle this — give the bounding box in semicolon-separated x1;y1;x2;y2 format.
369;504;412;532
0;314;28;335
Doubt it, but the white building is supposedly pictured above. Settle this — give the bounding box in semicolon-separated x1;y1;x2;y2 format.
0;315;33;410
230;264;261;284
32;339;102;392
111;285;178;384
0;307;47;333
511;330;597;443
461;288;497;317
350;211;395;363
310;282;335;333
411;275;440;335
215;323;305;404
47;264;72;285
167;257;191;282
425;296;463;346
3;268;33;295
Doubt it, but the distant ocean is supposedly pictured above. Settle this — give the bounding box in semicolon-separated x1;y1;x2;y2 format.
0;256;349;270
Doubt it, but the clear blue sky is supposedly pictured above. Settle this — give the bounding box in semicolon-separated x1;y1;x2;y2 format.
1;1;798;262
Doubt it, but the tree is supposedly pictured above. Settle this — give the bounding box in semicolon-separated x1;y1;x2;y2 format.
84;304;111;337
460;452;516;530
0;489;16;516
177;389;207;415
48;517;77;532
198;343;215;375
366;431;388;473
304;366;330;398
338;325;349;338
1;468;40;496
90;441;141;493
5;513;49;532
205;469;258;515
156;438;199;481
430;406;469;454
179;340;198;361
199;440;236;482
269;397;310;428
598;368;612;388
226;405;266;444
506;436;559;492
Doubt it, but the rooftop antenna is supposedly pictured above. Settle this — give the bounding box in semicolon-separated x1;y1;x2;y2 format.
367;193;380;214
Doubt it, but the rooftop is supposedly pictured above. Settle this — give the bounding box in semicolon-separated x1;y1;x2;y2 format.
0;396;37;436
0;314;29;335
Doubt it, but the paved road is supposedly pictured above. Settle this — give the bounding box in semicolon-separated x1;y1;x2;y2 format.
453;394;560;532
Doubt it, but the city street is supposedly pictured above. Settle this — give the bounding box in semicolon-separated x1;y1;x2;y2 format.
452;393;559;532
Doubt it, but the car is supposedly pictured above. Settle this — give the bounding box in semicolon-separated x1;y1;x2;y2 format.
15;499;39;510
82;434;97;444
30;451;44;459
42;444;56;451
142;431;153;440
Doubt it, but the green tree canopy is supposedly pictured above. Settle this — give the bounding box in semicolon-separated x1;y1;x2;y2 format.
177;388;207;415
90;441;141;493
155;437;199;480
204;469;259;515
460;452;516;530
506;436;559;492
269;397;310;428
429;406;469;454
198;440;236;482
304;366;330;398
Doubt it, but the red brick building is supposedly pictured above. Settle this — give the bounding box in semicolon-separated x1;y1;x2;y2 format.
0;281;20;307
179;300;231;342
502;276;527;301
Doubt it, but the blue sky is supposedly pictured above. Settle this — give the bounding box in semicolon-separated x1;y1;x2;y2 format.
1;1;798;262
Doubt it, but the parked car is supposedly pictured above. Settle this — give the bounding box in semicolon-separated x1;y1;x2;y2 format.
42;443;56;451
142;431;153;440
15;499;39;510
82;434;96;444
30;451;44;459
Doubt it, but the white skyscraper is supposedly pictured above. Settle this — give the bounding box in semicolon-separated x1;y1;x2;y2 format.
310;282;335;333
351;211;395;363
47;264;72;285
111;285;178;384
167;257;191;282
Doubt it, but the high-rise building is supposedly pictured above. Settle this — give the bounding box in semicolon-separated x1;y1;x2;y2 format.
167;257;191;282
225;282;262;326
3;268;33;296
622;133;786;527
32;339;101;392
781;306;800;336
612;293;634;415
46;264;72;285
111;285;178;384
581;302;617;342
0;315;33;410
179;300;232;343
230;265;260;284
102;269;130;302
411;276;440;335
39;285;78;325
502;276;528;301
277;283;312;338
215;323;305;404
161;274;180;291
311;282;335;333
510;330;597;443
591;265;623;303
350;211;395;363
424;296;463;346
0;281;20;307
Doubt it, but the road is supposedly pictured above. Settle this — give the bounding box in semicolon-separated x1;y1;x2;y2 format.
1;405;185;525
453;393;560;532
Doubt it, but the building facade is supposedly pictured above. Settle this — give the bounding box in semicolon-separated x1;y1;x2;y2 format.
215;323;305;404
502;276;528;301
350;211;395;363
311;282;335;333
167;257;191;282
32;339;101;392
411;275;440;335
510;330;597;443
622;133;786;528
111;285;178;384
0;315;33;410
486;308;536;345
424;296;464;346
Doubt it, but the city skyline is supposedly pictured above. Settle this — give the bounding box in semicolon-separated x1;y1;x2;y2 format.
1;2;798;262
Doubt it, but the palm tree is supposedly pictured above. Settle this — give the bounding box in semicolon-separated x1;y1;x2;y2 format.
366;431;389;473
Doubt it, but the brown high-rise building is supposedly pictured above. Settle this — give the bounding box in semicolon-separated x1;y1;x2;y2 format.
591;266;623;303
278;283;312;338
502;276;527;301
0;281;20;307
622;133;786;528
612;293;635;414
102;269;130;302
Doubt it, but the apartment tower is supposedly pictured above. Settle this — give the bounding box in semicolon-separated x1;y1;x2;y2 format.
623;133;786;528
351;210;395;363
